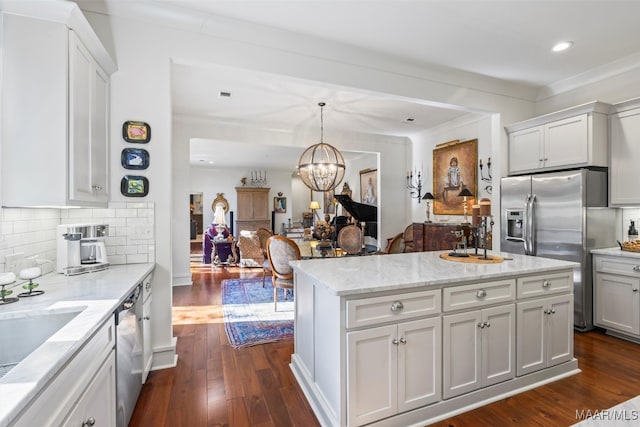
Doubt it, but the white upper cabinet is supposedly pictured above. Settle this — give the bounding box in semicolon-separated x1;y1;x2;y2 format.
609;99;640;206
1;4;116;207
506;102;610;175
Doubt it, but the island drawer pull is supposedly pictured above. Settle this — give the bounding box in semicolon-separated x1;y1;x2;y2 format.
542;280;550;287
390;301;404;311
476;289;487;298
633;265;640;272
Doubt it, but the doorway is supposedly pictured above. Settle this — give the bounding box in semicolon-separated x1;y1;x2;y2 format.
190;193;204;253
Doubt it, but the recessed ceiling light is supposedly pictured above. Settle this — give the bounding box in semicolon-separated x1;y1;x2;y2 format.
552;41;573;52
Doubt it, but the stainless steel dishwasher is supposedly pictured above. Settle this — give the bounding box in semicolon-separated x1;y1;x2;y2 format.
115;284;143;427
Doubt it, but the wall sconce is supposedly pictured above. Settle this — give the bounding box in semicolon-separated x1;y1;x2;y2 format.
479;158;492;194
458;187;474;224
406;169;422;202
421;192;435;223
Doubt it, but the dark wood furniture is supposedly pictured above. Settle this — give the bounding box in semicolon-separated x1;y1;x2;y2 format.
412;222;472;252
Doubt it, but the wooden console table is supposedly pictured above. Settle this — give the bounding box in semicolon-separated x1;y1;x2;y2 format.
412;222;472;252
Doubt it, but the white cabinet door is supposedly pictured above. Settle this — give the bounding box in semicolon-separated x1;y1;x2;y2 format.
482;305;515;387
544;114;588;169
516;294;573;376
64;350;116;427
142;295;153;383
595;272;640;336
509;125;544;174
443;310;481;399
347;324;397;426
69;32;109;205
397;317;441;412
516;298;546;376
610;108;640;205
443;305;515;399
547;294;573;367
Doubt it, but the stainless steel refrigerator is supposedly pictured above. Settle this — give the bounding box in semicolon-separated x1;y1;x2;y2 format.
500;168;619;331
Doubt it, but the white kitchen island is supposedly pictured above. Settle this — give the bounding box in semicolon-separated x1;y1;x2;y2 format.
290;251;580;427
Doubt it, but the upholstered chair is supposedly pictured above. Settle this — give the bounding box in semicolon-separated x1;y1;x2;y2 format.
265;235;301;311
236;231;264;267
402;224;414;253
384;232;405;254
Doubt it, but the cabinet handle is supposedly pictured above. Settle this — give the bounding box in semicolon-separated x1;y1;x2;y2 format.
145;282;152;290
633;266;640;272
633;289;639;292
92;185;103;191
144;316;151;320
392;338;399;345
542;280;550;288
390;301;404;312
83;417;96;427
399;337;407;344
476;289;487;298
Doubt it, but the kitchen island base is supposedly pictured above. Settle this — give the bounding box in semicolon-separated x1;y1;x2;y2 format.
291;356;579;427
289;251;580;427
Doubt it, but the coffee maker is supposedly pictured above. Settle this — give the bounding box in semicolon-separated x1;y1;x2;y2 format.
57;224;109;275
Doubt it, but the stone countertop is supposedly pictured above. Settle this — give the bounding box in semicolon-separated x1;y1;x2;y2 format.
591;247;640;259
0;263;155;427
290;251;578;296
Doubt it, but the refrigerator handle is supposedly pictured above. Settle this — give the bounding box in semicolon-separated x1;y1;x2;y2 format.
523;195;531;255
528;194;537;256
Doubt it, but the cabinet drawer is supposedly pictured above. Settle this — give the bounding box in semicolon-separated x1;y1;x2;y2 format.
595;255;640;277
442;279;515;312
346;290;440;329
516;272;572;299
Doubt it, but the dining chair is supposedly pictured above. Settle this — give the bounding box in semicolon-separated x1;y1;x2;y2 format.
256;227;273;286
265;235;301;311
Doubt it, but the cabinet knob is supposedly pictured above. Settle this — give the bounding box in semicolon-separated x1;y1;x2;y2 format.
399;337;407;344
542;280;550;288
550;309;556;314
633;265;640;272
83;417;96;427
476;289;487;298
633;289;639;292
92;184;103;191
484;321;491;328
477;322;485;328
144;315;151;320
390;301;404;312
392;338;399;345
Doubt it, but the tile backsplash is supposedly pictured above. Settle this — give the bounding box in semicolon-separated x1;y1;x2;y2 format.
0;202;155;274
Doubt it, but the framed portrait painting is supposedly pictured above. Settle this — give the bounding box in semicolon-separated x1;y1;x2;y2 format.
274;196;286;213
359;169;378;206
432;139;477;215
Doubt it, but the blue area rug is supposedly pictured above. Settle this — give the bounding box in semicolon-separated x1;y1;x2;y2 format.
221;277;294;348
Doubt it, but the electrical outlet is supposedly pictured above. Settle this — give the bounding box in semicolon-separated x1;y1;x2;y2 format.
5;252;24;274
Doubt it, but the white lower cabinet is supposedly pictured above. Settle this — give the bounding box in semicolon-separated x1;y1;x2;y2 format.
347;317;441;426
594;272;640;336
12;317;116;426
443;304;515;399
64;349;117;426
516;294;573;376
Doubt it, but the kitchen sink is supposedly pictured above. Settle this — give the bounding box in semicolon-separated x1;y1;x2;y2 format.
0;308;85;379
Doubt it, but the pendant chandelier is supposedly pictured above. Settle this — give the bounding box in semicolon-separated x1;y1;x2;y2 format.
297;102;346;192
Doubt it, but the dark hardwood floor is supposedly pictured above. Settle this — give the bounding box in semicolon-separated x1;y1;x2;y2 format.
130;260;640;426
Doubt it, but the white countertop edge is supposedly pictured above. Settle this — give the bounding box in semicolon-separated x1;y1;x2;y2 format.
591;247;640;259
0;263;155;426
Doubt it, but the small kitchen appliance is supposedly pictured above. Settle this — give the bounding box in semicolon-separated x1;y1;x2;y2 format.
57;224;109;275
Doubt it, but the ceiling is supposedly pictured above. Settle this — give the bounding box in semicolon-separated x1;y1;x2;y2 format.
80;1;640;170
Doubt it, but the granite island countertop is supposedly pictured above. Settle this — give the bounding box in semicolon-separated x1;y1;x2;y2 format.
0;263;155;427
290;250;578;296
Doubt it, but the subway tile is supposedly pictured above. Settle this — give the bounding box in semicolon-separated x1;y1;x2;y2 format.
126;253;148;264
